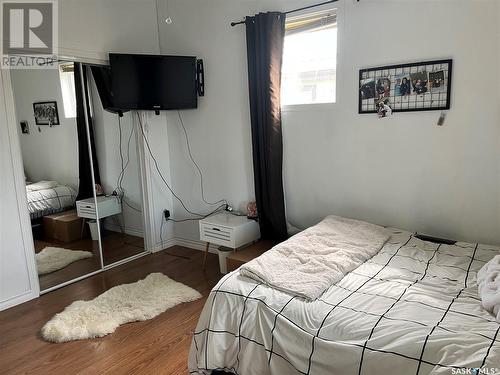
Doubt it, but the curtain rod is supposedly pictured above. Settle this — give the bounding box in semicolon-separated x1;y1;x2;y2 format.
230;0;352;27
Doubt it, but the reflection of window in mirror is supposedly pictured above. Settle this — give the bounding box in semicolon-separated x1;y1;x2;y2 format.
58;63;76;118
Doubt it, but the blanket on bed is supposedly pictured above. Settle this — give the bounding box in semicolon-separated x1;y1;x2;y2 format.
189;230;500;375
240;215;390;300
478;254;500;322
27;183;77;219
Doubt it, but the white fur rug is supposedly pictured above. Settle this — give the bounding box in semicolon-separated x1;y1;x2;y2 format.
36;247;93;275
41;273;202;343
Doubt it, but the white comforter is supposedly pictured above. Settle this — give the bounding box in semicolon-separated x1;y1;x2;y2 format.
240;215;390;300
189;229;500;375
478;255;500;322
26;182;77;219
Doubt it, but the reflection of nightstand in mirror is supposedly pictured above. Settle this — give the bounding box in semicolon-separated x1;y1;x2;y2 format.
76;196;122;239
199;212;260;271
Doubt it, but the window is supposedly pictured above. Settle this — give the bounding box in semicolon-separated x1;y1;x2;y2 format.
58;62;76;118
281;10;337;106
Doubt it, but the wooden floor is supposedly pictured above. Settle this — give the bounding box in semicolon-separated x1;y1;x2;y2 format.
0;246;222;374
35;231;146;291
101;230;145;265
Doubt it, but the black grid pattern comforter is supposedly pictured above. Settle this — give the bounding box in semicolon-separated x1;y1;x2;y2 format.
27;185;77;219
189;229;500;375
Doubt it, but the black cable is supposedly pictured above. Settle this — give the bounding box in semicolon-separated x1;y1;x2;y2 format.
114;114;142;215
117;118;134;191
117;115;125;190
166;204;227;223
159;212;190;259
112;115;143;237
177;110;227;207
123;198;142;213
136;112;207;217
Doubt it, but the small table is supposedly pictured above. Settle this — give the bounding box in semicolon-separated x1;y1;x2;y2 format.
76;196;122;239
199;212;260;271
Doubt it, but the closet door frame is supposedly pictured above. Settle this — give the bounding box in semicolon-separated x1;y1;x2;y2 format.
3;55;156;299
0;68;40;309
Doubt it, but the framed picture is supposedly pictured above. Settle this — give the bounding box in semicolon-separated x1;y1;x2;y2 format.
33;101;60;126
359;59;452;114
20;121;30;134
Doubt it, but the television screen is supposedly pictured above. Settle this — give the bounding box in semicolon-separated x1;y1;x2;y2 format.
110;54;198;110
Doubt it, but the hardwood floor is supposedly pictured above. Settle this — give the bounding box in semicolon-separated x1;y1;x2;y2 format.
101;230;146;265
0;246;222;375
35;231;146;291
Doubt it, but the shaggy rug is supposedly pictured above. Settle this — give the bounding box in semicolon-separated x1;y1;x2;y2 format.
36;247;93;275
41;273;202;343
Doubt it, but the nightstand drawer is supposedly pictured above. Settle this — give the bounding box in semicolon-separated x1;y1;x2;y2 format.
200;223;235;247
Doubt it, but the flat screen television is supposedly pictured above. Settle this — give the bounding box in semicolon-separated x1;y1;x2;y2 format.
109;53;198;111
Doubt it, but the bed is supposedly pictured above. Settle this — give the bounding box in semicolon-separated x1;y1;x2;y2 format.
189;227;500;374
26;181;77;220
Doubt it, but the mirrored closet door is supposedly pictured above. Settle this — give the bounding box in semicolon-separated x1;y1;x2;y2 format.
11;62;103;292
86;64;147;266
12;59;149;293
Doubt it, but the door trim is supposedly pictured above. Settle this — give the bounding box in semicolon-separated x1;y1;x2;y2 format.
0;68;40;310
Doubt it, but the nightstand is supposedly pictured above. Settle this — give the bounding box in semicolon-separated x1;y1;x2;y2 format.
76;196;122;239
76;196;122;219
199;212;260;271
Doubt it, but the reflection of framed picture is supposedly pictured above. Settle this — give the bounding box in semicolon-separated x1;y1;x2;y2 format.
33;101;60;126
359;59;452;114
20;121;30;134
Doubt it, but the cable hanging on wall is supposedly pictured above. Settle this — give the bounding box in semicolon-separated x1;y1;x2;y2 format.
135;112;228;221
177;110;227;208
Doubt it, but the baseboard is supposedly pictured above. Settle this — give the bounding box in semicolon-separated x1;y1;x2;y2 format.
152;237;177;253
0;289;38;311
104;223;144;238
152;237;219;254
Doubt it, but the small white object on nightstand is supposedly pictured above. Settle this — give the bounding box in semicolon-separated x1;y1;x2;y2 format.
199;211;260;272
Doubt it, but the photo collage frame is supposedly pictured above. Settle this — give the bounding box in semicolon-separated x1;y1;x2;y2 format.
359;59;452;114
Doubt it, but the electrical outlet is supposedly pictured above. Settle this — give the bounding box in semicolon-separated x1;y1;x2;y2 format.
164;209;170;219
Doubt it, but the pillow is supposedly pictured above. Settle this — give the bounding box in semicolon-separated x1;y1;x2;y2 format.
26;181;59;192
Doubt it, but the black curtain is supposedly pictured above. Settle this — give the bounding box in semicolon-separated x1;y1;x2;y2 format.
245;12;288;241
75;62;101;200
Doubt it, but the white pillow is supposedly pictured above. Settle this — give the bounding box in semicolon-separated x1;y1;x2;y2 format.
26;181;59;192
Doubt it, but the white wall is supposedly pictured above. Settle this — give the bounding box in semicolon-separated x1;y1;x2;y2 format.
58;0;160;62
155;0;500;245
11;68;79;188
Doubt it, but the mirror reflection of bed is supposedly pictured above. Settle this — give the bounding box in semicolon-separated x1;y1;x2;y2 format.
12;60;148;293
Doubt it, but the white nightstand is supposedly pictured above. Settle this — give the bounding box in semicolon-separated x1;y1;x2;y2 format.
76;196;122;239
199;212;260;271
76;196;122;219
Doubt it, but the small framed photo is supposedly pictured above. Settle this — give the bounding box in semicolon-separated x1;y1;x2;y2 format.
20;121;30;134
359;59;452;114
33;101;60;126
